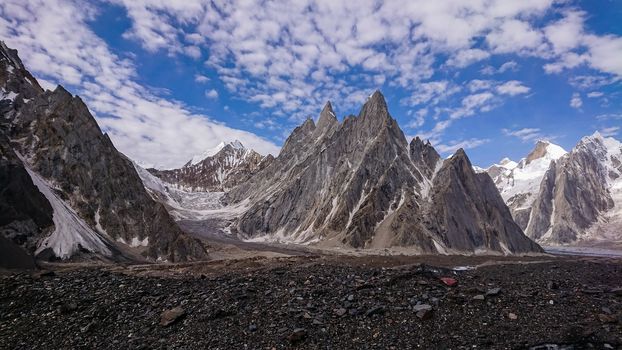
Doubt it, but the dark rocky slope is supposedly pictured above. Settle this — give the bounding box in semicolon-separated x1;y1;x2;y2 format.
0;41;206;263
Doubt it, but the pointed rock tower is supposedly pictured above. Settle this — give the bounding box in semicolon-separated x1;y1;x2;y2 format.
225;91;541;254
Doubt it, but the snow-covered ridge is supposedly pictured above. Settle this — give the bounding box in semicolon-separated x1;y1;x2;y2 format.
188;140;245;166
486;140;567;207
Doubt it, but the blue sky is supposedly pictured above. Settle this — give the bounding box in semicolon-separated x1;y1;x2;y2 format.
1;0;621;168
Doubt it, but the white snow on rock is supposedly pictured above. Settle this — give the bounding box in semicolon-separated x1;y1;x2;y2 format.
488;141;567;209
24;165;111;259
576;132;622;243
189;141;227;166
133;161;225;220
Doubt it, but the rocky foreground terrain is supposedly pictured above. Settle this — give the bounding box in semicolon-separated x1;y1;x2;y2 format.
1;255;621;349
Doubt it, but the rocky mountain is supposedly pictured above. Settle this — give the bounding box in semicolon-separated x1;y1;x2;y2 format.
0;41;206;264
484;141;567;229
223;93;541;254
148;140;266;192
485;134;622;246
526;133;622;244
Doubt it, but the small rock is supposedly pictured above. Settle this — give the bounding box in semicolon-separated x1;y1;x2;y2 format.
413;304;432;312
416;309;433;320
473;295;485;301
601;306;612;314
440;277;457;287
248;324;258;332
58;302;78;314
598;314;617;324
508;313;518;320
40;270;56;277
365;306;385;317
334;308;347;317
288;328;307;343
347;294;354;302
547;281;559;290
486;287;501;296
160;307;185;326
548;300;554;305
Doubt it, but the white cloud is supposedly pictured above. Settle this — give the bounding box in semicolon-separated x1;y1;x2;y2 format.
5;0;622;153
481;60;519;75
194;74;209;83
467;79;494;92
435;138;490;154
205;89;219;99
502;127;545;142
109;0;565;125
496;80;530;96
499;61;519;73
599;126;619;137
402;81;459;106
486;20;544;54
0;0;279;169
587;91;603;98
543;11;622;78
406;108;427;129
544;10;584;54
596;113;622;121
446;48;490;68
570;92;583;109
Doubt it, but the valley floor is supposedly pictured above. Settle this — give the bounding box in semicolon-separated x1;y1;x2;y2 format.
1;254;621;349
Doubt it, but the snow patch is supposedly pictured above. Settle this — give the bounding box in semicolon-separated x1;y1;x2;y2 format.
24;164;111;259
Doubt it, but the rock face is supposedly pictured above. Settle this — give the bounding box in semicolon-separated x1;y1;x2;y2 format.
225;92;541;254
0;41;206;263
526;133;622;244
0;130;53;266
483;141;567;231
148;141;265;192
485;133;622;245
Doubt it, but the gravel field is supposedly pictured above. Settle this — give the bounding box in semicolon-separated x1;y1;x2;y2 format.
1;255;621;349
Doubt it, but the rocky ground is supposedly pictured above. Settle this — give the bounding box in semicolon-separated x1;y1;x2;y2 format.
1;255;621;349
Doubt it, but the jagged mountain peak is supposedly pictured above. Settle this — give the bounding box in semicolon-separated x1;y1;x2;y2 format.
525;140;566;165
314;101;339;139
186;140;248;167
360;90;389;121
499;157;514;166
223;94;539;254
577;131;621;151
0;41;26;71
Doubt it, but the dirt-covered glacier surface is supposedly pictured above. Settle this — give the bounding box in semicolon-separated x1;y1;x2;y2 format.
1;255;621;349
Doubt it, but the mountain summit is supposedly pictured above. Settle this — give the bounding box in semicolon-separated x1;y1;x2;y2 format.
223;92;541;254
0;42;206;263
486;133;622;246
148;140;266;192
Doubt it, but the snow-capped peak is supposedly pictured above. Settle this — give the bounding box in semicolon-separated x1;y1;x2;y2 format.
188;140;247;166
524;140;566;165
231;139;244;149
498;157;518;170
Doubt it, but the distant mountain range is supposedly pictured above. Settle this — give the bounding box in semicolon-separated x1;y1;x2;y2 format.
482;134;622;247
147;140;268;192
14;36;622;266
145;94;541;255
